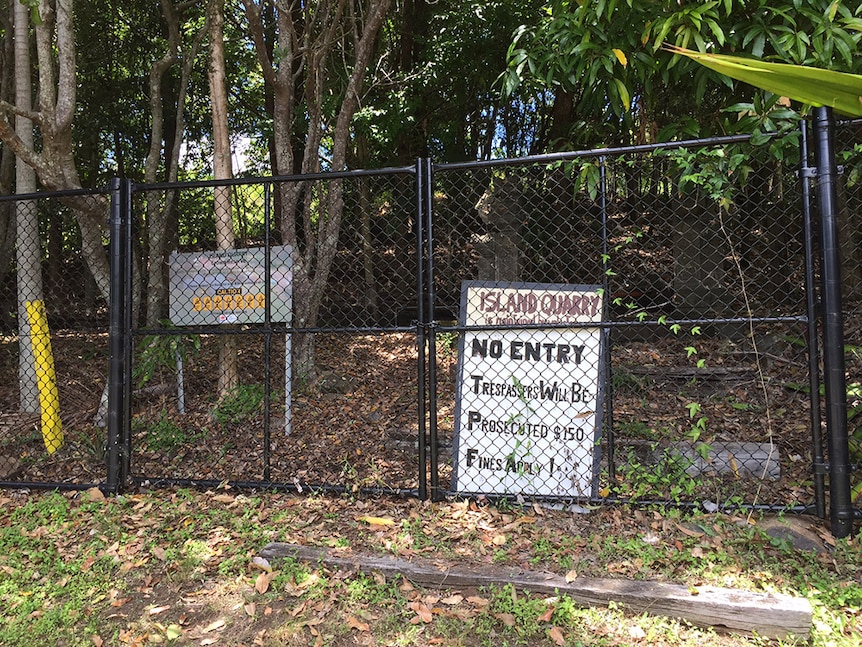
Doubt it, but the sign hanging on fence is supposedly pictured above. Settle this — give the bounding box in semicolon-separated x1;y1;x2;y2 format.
169;246;293;326
451;281;605;498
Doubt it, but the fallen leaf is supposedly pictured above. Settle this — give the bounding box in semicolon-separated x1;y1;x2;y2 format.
630;625;647;640
212;494;235;504
494;612;516;627
440;594;463;605
347;616;370;632
565;569;578;582
356;516;395;526
250;556;272;573
84;487;106;503
408;602;433;623
467;596;489;608
675;523;704;538
165;625;182;641
538;606;556;622
244;603;256;617
91;636;104;647
549;626;566;646
201;618;226;633
148;605;171;615
255;572;274;594
151;546;167;561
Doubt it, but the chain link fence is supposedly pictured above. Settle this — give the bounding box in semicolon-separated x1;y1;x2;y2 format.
0;124;857;524
432;141;816;509
0;190;110;487
128;170;425;494
836;119;862;508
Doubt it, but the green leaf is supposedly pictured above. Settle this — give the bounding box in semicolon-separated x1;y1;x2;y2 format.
663;45;862;117
613;78;631;111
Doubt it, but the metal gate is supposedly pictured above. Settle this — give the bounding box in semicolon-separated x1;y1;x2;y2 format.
0;111;857;536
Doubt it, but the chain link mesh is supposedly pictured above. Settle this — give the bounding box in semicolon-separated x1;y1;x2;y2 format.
129;173;423;492
434;143;814;507
0;192;110;485
1;123;857;512
835;120;862;497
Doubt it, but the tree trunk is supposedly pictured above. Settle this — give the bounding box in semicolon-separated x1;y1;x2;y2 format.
144;0;210;327
242;0;391;383
209;0;238;397
14;0;43;413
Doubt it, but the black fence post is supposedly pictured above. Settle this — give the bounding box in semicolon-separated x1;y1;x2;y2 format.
800;120;827;519
812;107;854;537
106;178;127;494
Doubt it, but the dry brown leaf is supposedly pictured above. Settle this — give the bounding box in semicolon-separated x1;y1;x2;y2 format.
255;572;273;594
91;636;104;647
347;616;370;632
408;602;433;623
440;594;463;605
549;626;566;646
84;487;106;503
564;569;578;582
492;534;507;546
467;595;489;608
212;494;235;504
151;546;166;561
148;605;170;615
675;523;704;538
538;606;556;622
201;617;226;633
494;612;517;627
244;603;256;617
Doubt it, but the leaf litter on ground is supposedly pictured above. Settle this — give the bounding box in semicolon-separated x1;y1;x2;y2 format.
0;488;859;646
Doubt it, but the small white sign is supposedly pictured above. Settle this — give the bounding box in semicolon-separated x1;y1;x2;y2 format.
169;246;293;326
452;281;604;498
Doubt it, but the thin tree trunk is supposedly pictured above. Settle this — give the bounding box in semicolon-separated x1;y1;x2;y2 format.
14;0;42;413
209;0;237;397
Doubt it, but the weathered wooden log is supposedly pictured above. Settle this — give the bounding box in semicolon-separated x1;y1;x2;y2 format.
621;440;781;480
663;441;781;480
259;543;811;641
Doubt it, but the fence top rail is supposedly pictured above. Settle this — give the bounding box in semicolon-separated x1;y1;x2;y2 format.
435;133;760;172
134;163;417;193
0;185;109;203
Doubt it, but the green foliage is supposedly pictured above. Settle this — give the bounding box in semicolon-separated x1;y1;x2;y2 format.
135;410;207;453
133;324;200;388
616;446;700;502
503;0;862;148
212;383;266;424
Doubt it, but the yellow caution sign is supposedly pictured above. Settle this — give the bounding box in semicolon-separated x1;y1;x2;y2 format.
25;300;63;454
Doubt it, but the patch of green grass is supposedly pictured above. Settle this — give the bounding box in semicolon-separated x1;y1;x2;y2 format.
133;410;208;452
212;383;266;423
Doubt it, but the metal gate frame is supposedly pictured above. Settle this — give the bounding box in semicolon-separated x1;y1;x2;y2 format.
95;110;857;536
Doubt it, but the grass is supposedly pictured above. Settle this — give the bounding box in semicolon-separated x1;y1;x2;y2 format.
0;488;859;646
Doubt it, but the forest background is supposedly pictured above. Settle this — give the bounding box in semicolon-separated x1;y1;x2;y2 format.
2;0;861;294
